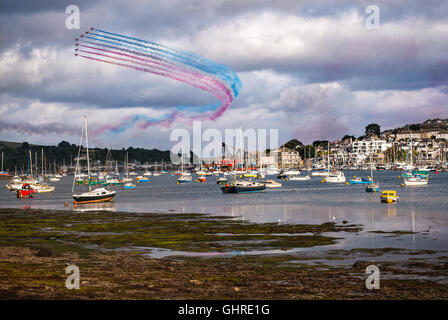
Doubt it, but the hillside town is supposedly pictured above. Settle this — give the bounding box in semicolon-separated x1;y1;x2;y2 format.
255;119;448;170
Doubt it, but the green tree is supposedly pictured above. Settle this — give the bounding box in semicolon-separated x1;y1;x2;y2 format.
341;135;356;142
58;141;71;148
365;123;381;136
282;139;304;150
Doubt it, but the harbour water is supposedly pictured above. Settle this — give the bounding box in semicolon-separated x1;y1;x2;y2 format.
1;170;447;254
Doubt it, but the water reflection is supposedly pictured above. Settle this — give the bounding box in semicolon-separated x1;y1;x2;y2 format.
72;202;117;212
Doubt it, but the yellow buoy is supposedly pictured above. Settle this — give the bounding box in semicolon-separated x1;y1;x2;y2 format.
401;184;404;187
345;182;349;185
398;176;401;178
354;175;357;178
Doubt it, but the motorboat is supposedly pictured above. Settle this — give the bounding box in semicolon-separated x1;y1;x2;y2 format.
403;175;428;186
177;172;192;184
122;182;136;190
221;180;266;193
135;176;149;183
263;179;282;188
381;190;399;203
265;166;280;175
16;183;36;198
323;171;346;183
311;169;329;177
348;177;371;184
288;174;311;181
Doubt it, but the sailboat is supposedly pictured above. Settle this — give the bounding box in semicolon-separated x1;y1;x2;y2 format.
366;154;379;192
177;148;192;184
153;161;162;176
221;125;266;194
0;152;11;179
323;142;346;183
72;116;116;204
402;136;428;186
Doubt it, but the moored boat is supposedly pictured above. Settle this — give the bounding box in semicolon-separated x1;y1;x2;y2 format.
381;190;399;203
72;116;117;204
16;183;36;198
221;180;266;193
263;179;282;188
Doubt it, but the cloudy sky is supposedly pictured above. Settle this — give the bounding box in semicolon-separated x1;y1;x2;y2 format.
1;0;448;149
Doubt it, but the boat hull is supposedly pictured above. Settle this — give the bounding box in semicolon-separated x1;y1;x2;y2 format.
366;185;379;192
73;193;116;204
221;184;266;194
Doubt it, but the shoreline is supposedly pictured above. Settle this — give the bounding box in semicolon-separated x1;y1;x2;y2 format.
0;207;447;299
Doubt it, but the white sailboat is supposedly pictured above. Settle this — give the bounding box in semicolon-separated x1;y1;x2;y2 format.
323;142;346;183
177;148;192;184
72;116;116;204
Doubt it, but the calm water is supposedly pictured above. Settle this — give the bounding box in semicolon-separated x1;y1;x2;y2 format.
1;170;447;252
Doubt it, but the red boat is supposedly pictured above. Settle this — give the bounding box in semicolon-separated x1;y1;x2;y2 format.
16;183;36;198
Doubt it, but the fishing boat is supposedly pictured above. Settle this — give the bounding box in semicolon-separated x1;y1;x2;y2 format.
72;116;116;204
263;179;282;188
143;171;152;176
381;190;399;203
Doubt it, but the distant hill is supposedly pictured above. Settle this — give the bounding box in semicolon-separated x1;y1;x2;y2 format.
0;141;39;150
383;118;448;135
0;140;174;172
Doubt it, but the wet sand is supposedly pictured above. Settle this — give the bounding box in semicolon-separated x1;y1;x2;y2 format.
0;208;447;299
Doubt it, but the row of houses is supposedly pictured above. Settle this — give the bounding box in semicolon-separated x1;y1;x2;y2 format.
250;128;448;168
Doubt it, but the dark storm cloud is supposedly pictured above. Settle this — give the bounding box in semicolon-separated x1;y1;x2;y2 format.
1;0;448;146
0;0;98;15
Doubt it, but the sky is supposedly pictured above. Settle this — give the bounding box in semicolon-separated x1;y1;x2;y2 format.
1;0;448;150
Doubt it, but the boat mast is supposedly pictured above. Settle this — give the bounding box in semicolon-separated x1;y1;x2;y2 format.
29;150;33;177
41;148;43;180
72;117;85;193
1;152;3;172
84;116;91;191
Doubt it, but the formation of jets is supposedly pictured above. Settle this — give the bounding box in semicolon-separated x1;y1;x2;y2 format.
74;27;94;56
